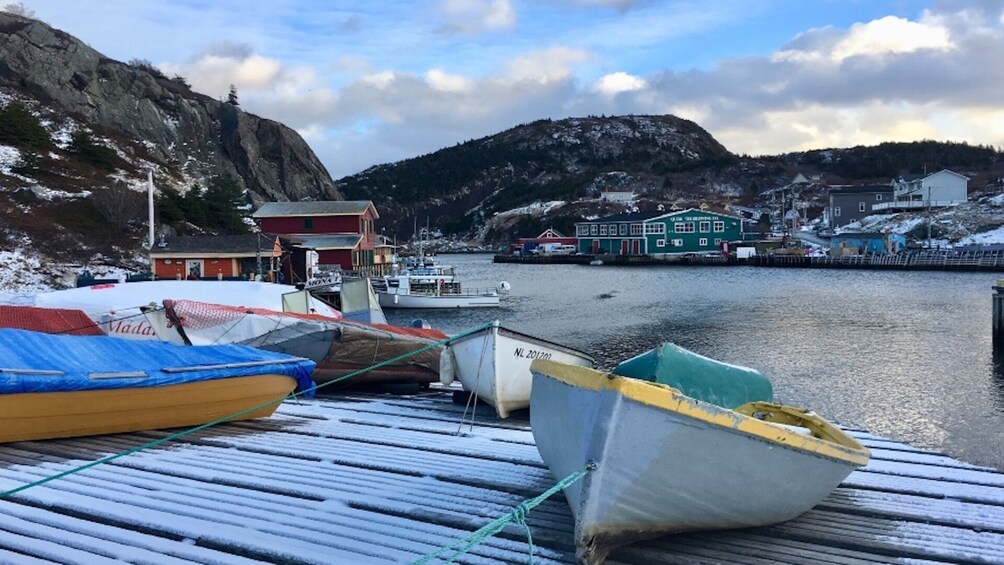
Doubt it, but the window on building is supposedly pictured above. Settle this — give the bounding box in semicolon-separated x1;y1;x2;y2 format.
304;218;313;231
630;223;643;235
590;225;598;236
609;224;617;234
619;224;627;235
672;239;683;246
644;223;665;235
674;222;695;233
834;207;841;217
657;239;666;247
876;194;883;201
699;221;711;232
858;202;866;212
576;225;589;236
699;238;708;246
713;221;725;232
714;238;722;245
599;225;607;236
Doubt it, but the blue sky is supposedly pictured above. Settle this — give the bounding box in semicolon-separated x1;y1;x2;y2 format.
21;0;1004;179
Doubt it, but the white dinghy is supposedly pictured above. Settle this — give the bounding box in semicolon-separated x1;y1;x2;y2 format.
529;360;870;564
440;321;594;418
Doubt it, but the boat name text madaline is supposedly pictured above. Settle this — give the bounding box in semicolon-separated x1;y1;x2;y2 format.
106;319;157;337
513;347;553;360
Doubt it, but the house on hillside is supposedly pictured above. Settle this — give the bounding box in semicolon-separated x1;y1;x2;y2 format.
600;190;636;203
149;234;281;280
575;208;745;256
874;169;969;212
252;201;383;274
827;185;894;229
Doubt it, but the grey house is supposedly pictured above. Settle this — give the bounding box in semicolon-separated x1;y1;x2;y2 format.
827;185;894;229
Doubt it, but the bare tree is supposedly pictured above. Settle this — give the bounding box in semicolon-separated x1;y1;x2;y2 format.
2;2;35;17
91;180;145;231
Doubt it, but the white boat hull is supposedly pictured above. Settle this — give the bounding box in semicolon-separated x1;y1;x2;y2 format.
376;291;499;309
445;323;594;418
529;361;869;564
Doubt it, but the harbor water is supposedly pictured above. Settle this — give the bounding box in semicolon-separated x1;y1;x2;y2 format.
385;254;1004;472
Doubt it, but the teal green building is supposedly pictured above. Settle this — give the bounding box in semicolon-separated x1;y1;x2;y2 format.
575;208;746;255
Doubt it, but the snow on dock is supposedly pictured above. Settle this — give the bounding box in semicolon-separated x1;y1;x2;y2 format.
1;390;1003;564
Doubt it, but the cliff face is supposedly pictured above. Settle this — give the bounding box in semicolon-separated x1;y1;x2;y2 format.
0;13;339;202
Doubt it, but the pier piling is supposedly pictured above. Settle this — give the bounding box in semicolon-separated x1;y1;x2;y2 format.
994;280;1004;343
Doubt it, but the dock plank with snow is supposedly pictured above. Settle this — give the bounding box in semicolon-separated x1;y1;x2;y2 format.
1;391;1002;564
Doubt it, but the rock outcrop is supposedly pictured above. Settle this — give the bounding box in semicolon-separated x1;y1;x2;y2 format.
0;12;339;202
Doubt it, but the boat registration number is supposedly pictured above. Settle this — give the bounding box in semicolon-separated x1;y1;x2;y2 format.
514;347;552;360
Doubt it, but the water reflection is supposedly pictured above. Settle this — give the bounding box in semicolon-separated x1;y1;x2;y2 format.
388;255;1004;471
992;348;1004;413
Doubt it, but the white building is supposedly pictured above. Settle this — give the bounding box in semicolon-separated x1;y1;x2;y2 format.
600;191;636;203
873;169;969;212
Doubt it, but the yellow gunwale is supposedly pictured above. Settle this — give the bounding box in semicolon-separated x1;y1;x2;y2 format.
531;360;870;466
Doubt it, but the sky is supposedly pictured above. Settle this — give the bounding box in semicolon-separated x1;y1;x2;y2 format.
18;0;1004;180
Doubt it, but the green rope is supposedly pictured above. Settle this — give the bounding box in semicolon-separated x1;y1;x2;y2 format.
0;320;495;500
412;464;594;564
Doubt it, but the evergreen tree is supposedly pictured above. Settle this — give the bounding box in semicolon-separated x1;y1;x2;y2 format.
0;101;53;150
155;185;186;225
181;184;208;227
10;150;41;176
204;174;248;233
227;84;239;106
68;130;119;171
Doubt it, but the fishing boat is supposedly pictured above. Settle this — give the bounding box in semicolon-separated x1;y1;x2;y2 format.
440;320;594;418
370;273;507;309
0;328;316;443
529;359;870;564
144;299;446;386
613;342;773;409
34;280;341;340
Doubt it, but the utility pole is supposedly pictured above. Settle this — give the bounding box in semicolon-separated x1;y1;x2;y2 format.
926;186;933;249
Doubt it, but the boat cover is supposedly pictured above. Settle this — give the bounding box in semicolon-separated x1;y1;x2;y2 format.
613;342;772;409
0;305;104;335
0;328;316;395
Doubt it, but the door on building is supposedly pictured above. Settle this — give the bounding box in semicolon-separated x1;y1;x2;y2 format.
632;240;640;254
186;260;204;280
591;241;600;253
621;240;629;255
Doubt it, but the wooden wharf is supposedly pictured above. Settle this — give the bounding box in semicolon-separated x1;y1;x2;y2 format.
1;390;1002;564
495;250;1004;271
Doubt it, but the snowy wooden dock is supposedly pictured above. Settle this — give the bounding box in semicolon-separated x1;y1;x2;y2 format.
1;390;1003;564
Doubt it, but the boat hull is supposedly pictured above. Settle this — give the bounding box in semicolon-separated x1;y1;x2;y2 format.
376;291;499;309
529;360;869;564
446;323;594;417
0;375;296;443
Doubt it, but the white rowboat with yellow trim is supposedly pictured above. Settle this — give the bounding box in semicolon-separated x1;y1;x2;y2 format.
440;320;594;418
529;359;870;565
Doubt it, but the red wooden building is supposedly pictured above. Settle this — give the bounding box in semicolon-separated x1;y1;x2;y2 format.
252;201;380;273
514;228;577;254
149;234;282;280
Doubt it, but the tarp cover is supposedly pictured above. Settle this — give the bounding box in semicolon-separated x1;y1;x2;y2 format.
0;328;316;395
613;342;773;409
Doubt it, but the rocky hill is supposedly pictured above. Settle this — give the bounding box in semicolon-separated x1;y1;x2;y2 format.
0;12;339;270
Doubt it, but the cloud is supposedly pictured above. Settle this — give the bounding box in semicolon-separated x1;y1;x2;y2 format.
774;15;953;63
504;46;593;83
436;0;516;35
592;72;647;96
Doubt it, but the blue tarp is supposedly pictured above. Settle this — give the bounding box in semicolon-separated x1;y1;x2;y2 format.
0;328;316;396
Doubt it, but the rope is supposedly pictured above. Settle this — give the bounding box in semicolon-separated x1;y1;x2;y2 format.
0;320;496;500
412;463;594;564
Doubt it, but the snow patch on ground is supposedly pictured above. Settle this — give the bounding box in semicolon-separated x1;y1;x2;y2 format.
493;201;566;219
0;144;21;174
0;249;57;297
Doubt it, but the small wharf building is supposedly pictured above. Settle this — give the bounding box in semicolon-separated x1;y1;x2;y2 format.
1;390;1002;563
148;234;280;280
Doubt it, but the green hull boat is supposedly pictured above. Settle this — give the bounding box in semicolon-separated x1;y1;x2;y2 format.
613;343;772;409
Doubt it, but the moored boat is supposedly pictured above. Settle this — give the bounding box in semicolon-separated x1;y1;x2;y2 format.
144;299;447;386
371;273;505;309
0;328;316;443
529;359;870;564
613;342;773;408
441;320;594;418
34;280;340;339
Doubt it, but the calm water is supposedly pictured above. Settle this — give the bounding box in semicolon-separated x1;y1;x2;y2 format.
385;254;1004;472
